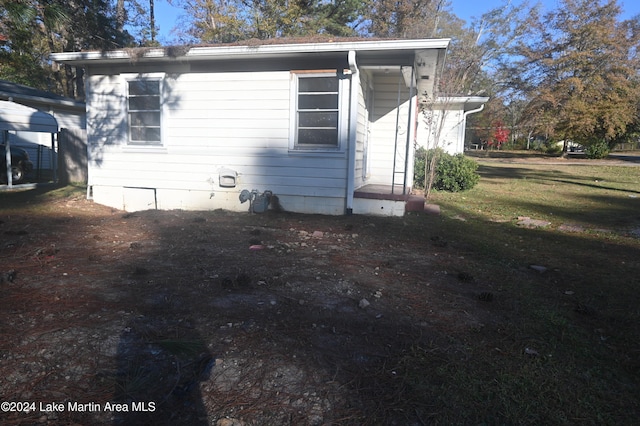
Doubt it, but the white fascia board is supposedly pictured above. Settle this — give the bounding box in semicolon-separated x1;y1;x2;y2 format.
435;96;490;103
428;96;490;110
51;39;451;64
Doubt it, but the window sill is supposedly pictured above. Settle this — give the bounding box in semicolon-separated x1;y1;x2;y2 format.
122;145;167;154
288;147;345;157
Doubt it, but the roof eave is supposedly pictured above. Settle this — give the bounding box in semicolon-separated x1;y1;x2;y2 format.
425;96;490;111
50;39;451;66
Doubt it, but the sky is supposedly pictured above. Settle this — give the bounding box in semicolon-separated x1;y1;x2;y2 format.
151;0;640;44
451;0;639;22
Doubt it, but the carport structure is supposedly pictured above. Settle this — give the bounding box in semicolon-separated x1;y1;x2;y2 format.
0;100;58;188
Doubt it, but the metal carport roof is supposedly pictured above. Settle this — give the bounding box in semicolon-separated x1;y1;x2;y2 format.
2;100;59;188
0;100;59;133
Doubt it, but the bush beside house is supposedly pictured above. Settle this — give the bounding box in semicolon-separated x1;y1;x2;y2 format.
414;147;480;192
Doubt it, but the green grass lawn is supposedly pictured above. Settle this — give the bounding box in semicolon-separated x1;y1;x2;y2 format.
400;160;640;424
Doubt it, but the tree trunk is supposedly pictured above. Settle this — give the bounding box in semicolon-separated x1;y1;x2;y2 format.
116;0;126;32
75;67;85;101
64;64;75;99
150;0;156;42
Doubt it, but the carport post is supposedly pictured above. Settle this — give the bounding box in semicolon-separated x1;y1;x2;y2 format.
3;129;12;187
51;132;57;183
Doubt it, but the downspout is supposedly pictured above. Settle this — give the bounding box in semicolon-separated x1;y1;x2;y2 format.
346;50;359;215
461;104;485;151
402;66;415;195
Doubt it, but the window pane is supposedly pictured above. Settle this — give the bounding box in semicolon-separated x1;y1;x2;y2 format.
298;128;338;146
129;96;160;110
130;127;145;141
295;75;340;148
298;76;338;92
129;80;160;96
144;128;161;142
298;111;338;128
130;111;160;127
298;94;338;110
130;127;161;143
127;79;162;145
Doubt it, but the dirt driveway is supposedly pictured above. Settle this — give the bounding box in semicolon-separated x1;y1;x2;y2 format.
0;187;494;425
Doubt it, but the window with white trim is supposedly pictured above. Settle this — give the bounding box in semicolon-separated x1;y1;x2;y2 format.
294;73;340;148
127;79;162;145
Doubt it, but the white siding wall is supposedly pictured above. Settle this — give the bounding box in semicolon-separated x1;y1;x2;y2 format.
417;106;465;155
86;71;351;214
368;73;412;186
50;108;86;131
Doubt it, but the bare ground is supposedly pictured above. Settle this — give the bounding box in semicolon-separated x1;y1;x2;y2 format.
0;190;500;425
0;188;558;425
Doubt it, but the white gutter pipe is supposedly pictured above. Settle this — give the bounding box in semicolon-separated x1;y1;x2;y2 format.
346;50;359;215
402;66;415;194
461;104;485;151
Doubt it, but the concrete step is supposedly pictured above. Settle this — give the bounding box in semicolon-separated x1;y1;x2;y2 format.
405;195;426;212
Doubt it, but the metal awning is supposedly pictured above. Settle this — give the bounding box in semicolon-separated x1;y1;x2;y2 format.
0;100;59;133
2;100;59;188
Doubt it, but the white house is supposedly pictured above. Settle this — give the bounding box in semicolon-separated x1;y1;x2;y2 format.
51;39;449;216
416;96;489;155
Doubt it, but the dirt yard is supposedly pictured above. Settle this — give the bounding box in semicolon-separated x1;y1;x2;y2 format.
1;187;505;425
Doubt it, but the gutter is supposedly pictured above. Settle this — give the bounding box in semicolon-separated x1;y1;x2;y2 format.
461;104;485;149
346;50;359;215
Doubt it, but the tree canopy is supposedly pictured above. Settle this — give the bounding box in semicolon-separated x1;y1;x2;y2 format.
167;0;366;43
513;0;640;150
1;0;132;96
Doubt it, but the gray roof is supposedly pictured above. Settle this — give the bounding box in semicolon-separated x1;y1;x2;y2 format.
51;38;450;103
0;80;84;110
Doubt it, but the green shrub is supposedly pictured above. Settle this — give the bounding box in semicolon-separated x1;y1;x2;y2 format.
585;140;610;159
544;140;562;155
414;146;427;189
502;138;528;150
414;148;480;192
434;152;480;191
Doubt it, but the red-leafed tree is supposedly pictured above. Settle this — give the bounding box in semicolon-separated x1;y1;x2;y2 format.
490;120;510;149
